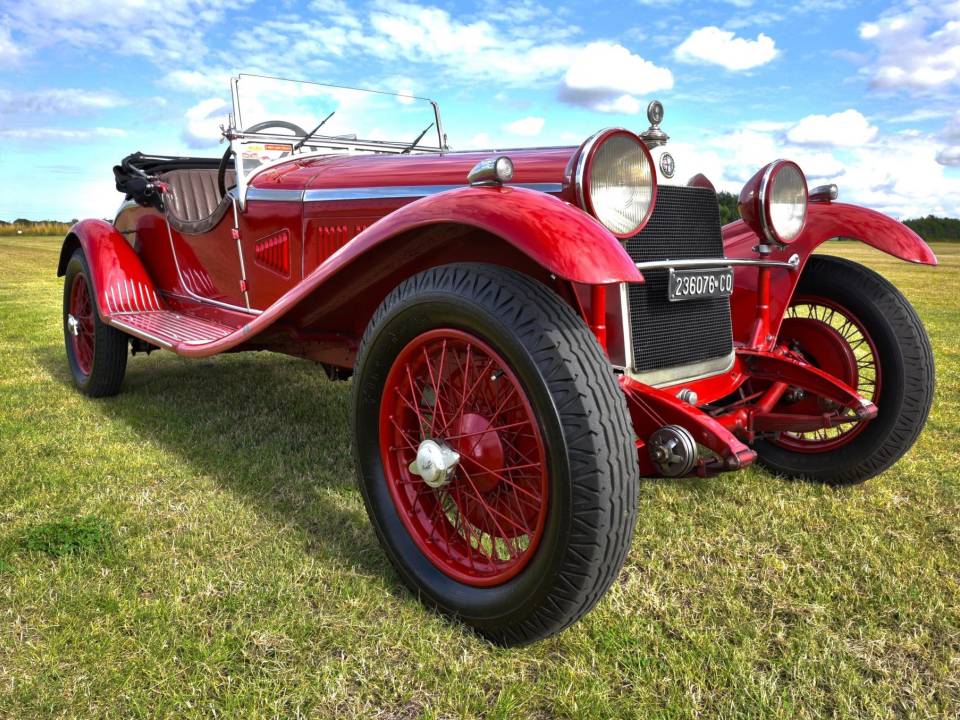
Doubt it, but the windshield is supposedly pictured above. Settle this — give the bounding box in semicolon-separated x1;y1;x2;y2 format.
232;73;442;152
228;74;445;205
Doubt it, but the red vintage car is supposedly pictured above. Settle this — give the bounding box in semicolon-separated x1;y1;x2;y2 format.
59;75;935;645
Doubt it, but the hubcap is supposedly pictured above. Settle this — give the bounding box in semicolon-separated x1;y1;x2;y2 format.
379;328;548;587
408;439;461;489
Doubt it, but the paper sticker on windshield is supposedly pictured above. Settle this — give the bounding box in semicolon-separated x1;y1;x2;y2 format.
241;142;293;164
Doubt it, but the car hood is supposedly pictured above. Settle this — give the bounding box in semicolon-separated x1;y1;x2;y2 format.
248;146;578;193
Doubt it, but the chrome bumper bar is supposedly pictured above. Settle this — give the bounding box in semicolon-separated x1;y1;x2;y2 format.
634;253;800;272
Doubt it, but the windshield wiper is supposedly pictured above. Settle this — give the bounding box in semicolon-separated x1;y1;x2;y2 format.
293;111;336;151
401;122;435;154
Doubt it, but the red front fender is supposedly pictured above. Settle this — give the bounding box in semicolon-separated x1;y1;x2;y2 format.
311;184;644;285
57;219;163;318
723;201;936;343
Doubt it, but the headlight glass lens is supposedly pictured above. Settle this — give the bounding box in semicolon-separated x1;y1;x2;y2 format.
768;163;807;242
587;134;655;235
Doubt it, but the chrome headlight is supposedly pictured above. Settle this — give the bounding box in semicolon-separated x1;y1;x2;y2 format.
763;160;808;243
576;129;657;237
741;159;809;245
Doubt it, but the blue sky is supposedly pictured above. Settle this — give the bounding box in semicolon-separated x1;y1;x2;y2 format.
1;0;959;221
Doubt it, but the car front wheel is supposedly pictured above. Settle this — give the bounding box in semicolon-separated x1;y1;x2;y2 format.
352;264;639;645
63;249;128;397
754;255;934;485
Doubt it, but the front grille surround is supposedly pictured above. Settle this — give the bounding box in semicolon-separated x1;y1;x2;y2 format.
621;184;734;385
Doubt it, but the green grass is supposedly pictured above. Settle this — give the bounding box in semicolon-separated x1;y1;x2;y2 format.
1;236;958;719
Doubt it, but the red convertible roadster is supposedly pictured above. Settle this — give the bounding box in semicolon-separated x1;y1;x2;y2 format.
59;75;935;645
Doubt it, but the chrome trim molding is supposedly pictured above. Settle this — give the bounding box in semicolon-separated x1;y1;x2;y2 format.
246;188;305;202
574;128;624;211
634;254;800;272
626;350;736;388
295;183;562;203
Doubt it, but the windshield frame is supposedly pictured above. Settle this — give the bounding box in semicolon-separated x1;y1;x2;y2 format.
226;74;448;207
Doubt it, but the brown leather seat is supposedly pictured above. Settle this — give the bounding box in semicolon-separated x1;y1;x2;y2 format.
160;168;236;234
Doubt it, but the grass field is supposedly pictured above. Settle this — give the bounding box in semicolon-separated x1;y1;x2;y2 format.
1;236;958;719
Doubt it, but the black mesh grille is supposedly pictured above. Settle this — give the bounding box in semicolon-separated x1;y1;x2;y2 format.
623;185;733;376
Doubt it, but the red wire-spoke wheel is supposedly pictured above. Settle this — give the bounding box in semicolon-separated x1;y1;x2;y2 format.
62;249;128;397
773;294;881;452
753;255;934;485
352;264;639;644
379;329;549;587
67;271;97;376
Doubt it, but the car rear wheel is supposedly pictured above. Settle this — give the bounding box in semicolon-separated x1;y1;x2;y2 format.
352;264;639;645
754;255;934;485
63;249;128;397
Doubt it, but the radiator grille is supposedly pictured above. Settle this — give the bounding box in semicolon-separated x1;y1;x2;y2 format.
623;185;733;378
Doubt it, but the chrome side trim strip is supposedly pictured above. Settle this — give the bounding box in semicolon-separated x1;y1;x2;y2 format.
626;350;736;388
246;188;305;202
634;254;800;272
304;186;455;201
244;183;565;204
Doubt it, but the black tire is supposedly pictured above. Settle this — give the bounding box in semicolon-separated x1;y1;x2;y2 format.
63;249;128;397
755;255;934;485
351;264;639;645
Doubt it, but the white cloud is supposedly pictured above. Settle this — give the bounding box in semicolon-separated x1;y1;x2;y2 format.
560;41;673;113
504;116;545;136
182;98;230;149
0;27;23;64
674;26;778;71
0;88;127;116
935;112;960;166
3;0;248;64
786;110;879;147
936;147;960;166
685;115;960;218
0;127;126;140
858;4;960;93
461;132;493;149
162;70;230;94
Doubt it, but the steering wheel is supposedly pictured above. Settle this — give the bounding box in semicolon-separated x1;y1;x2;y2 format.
217;120;309;199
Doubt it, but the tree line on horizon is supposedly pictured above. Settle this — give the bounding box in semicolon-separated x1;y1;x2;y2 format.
4;198;960;241
716;191;960;242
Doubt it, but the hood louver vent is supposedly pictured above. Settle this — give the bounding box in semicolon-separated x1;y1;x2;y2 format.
254;230;291;276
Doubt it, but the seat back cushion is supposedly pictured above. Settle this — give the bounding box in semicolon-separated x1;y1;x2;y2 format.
159;168;236;234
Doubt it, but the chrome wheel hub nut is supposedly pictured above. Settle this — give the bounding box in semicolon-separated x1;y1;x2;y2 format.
67;314;80;337
648;424;698;477
408;439;461;488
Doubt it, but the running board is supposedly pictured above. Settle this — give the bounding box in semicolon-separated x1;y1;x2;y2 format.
108;310;235;349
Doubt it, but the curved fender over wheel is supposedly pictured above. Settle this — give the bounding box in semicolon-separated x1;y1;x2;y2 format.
723;201;936;344
145;186;643;358
309;185;644;285
57;219;163;319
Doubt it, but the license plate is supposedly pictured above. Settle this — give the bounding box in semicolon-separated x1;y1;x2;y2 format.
668;267;733;302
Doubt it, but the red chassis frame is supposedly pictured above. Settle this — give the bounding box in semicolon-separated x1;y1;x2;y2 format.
605;198;936;476
60;176;935;478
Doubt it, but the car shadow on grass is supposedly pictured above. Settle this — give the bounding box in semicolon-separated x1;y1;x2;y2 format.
36;347;402;590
